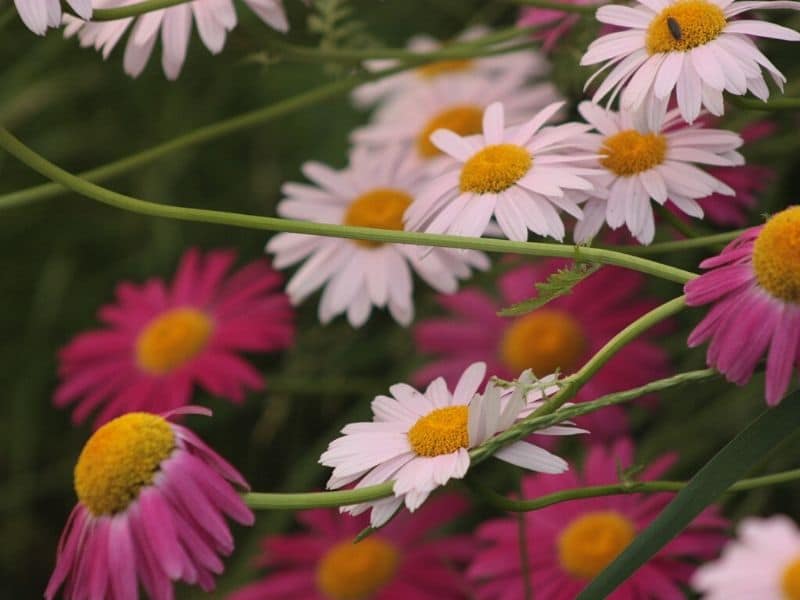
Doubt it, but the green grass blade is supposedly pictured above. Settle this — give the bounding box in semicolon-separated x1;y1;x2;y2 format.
577;391;800;600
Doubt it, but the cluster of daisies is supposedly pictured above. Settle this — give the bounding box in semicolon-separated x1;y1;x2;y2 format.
24;0;800;598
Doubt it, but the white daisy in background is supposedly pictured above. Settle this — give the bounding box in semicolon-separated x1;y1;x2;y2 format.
581;0;800;128
572;101;743;244
353;73;563;174
692;515;800;599
265;146;489;328
63;0;288;79
320;362;584;527
352;26;549;109
404;102;603;242
15;0;90;35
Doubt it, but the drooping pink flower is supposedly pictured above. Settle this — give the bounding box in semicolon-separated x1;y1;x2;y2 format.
228;494;475;600
469;438;728;599
685;206;800;405
46;408;254;600
413;260;671;439
518;0;605;52
55;248;295;428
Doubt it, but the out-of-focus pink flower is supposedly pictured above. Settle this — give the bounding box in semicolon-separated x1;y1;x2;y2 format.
518;0;605;52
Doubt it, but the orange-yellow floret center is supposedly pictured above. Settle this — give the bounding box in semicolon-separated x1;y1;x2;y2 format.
782;557;800;600
408;405;470;457
557;511;637;579
646;0;727;54
753;207;800;304
343;188;413;248
136;307;213;375
600;130;667;177
416;59;474;79
74;412;175;516
459;144;532;195
501;309;587;376
317;538;400;599
417;105;484;158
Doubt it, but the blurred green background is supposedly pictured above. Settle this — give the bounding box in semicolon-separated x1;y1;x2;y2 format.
2;0;800;597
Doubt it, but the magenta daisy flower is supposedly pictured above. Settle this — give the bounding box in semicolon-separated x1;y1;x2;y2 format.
229;494;475;600
685;206;800;405
46;407;254;600
55;248;295;427
413;260;671;439
518;0;605;52
469;438;728;599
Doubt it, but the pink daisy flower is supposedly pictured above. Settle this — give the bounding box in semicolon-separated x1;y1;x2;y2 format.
469;438;729;599
685;206;800;405
413;260;671;439
229;494;475;600
55;248;295;428
14;0;90;35
518;0;605;52
692;515;800;599
46;407;254;600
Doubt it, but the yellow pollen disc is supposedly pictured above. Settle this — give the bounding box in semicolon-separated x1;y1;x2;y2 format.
342;188;413;248
646;0;727;54
459;144;532;195
600;130;667;177
782;557;800;600
753;207;800;304
501;309;587;376
136;307;213;375
74;413;175;516
416;104;484;158
316;538;399;600
407;405;469;457
557;511;637;580
416;59;474;79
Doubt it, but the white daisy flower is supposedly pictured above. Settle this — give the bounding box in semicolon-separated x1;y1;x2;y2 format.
265;147;489;328
353;72;562;174
63;0;288;80
404;101;604;242
692;515;800;599
15;0;90;35
352;25;549;109
320;362;584;527
581;0;800;128
573;101;743;244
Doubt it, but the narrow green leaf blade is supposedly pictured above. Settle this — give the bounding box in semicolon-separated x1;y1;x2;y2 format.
577;391;800;600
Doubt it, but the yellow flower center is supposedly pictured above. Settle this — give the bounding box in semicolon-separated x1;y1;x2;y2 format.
343;188;413;248
136;307;213;375
316;538;400;600
459;144;532;195
416;59;474;79
74;413;175;516
407;405;470;457
600;130;668;177
416;104;484;158
557;511;637;580
646;0;727;54
753;207;800;304
501;309;587;376
782;557;800;600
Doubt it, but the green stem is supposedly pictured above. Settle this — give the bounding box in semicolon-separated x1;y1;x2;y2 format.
517;509;534;600
474;468;800;512
654;204;702;239
244;482;394;510
469;297;688;464
505;0;599;14
0;127;697;285
606;230;743;256
91;0;192;20
728;95;800;111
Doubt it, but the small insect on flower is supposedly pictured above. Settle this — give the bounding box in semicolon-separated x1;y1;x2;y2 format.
666;16;683;40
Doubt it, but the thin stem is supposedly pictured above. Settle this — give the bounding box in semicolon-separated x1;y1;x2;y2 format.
0;127;698;285
474;468;800;512
91;0;191;20
517;509;534;600
245;482;394;510
470;297;688;464
504;0;599;14
654;204;702;239
728;95;800;111
606;230;743;256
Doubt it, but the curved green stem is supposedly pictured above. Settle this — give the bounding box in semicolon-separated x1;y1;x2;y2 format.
91;0;192;20
607;230;743;255
505;0;599;14
0;127;697;284
244;482;394;510
473;468;800;512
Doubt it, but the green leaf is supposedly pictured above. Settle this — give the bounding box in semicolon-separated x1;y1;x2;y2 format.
497;263;601;317
577;390;800;600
